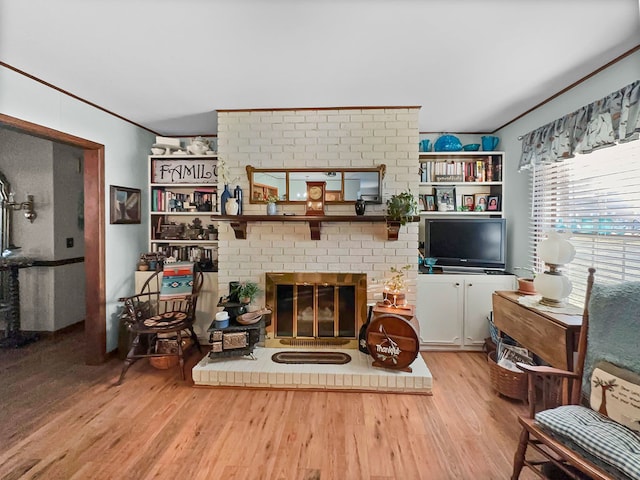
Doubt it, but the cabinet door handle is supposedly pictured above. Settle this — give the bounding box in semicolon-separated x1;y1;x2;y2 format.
455;282;460;287
468;283;472;287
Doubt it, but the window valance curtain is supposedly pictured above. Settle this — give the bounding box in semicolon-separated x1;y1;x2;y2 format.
518;80;640;171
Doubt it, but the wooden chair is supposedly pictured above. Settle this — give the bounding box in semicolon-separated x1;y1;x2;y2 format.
116;264;204;385
511;268;640;479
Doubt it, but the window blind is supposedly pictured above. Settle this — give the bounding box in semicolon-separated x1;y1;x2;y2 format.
529;140;640;305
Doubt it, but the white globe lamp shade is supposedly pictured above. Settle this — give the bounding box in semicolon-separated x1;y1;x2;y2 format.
534;272;573;306
538;231;575;265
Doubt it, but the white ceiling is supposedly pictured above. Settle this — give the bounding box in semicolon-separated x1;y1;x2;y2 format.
1;0;639;136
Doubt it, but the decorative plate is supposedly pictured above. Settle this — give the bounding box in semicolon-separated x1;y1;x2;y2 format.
434;135;463;152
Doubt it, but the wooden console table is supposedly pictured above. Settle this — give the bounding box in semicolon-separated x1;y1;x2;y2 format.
491;291;583;371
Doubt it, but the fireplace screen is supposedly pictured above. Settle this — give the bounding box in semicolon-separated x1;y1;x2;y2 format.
266;273;366;341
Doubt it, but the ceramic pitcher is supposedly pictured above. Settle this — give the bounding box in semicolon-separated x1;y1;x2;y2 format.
481;136;499;151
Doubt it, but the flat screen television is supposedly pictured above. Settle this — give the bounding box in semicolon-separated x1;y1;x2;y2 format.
424;218;506;271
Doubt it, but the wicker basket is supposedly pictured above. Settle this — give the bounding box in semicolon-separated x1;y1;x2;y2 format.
487;351;528;402
149;355;179;369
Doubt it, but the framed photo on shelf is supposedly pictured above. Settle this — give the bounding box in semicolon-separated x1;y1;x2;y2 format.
435;186;456;212
462;194;475;211
424;194;436;211
325;190;343;202
474;193;488;211
487;195;501;211
110;185;141;224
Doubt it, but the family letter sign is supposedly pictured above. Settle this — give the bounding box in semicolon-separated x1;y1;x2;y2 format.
152;159;218;184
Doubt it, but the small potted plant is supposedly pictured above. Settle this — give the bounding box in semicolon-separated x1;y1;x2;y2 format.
383;264;412;307
514;267;537;295
232;281;263;305
265;194;278;215
386;190;418;240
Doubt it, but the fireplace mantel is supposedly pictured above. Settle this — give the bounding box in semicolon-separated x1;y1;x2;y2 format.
216;214;397;240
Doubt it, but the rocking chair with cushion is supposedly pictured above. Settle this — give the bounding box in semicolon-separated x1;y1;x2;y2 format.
116;262;204;385
512;268;640;480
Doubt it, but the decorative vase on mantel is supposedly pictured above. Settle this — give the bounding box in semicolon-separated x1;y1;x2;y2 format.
226;197;239;215
220;185;232;215
233;185;243;215
267;202;277;215
355;198;366;215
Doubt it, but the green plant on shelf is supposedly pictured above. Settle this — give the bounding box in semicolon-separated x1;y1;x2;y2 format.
386;190;418;226
384;264;412;294
232;281;262;304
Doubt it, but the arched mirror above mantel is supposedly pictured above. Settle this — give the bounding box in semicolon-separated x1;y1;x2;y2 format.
246;164;386;204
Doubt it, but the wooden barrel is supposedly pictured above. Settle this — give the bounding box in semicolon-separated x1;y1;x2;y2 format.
366;311;419;372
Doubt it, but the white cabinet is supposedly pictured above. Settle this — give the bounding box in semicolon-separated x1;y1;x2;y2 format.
416;273;515;350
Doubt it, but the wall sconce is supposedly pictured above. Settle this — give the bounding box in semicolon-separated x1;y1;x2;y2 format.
533;231;575;307
3;192;37;223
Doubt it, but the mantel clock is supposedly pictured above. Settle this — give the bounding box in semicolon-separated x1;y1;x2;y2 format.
305;181;326;216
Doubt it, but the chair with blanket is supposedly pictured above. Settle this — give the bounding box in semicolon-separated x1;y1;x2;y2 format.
116;262;204;385
512;268;640;480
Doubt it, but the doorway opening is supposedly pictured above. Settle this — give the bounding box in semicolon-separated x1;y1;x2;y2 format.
0;113;106;364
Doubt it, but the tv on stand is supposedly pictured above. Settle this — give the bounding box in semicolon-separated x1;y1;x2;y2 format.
424;218;506;273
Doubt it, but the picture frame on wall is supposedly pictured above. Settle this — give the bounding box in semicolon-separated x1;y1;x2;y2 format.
110;185;141;224
435;186;456;211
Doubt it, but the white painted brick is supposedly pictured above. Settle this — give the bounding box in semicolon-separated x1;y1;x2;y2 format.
396;113;419;122
327;114;350;122
261;145;284;153
305;144;328;153
386;121;410;129
217;107;418;306
317;122;341;130
327;129;347;138
283;115;302;123
304;114;328;123
349;114;373;122
372;113;398;122
295;122;317;130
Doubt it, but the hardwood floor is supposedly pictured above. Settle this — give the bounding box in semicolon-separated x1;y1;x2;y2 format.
0;329;540;479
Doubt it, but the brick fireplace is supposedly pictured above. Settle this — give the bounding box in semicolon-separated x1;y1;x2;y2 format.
264;271;367;348
215;107;420;329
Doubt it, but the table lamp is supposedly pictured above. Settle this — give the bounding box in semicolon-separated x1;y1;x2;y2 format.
533;231;575;307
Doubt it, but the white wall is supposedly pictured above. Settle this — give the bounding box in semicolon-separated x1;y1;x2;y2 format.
496;50;640;271
0;129;54;257
0;132;87;331
0;65;155;350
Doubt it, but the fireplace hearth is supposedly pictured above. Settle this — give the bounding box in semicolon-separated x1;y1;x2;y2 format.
265;272;367;348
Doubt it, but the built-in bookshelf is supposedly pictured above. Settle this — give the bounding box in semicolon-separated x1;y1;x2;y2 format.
418;151;504;216
148;154;220;270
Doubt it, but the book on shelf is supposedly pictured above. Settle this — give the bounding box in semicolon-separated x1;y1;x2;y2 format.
152;187;217;212
421;155;501;183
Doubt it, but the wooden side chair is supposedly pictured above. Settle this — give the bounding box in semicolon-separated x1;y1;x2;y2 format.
116;263;204;385
511;268;640;479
